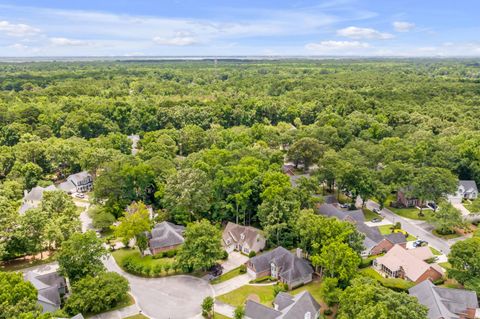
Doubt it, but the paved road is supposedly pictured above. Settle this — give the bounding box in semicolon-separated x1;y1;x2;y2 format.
104;256;214;319
364;200;456;254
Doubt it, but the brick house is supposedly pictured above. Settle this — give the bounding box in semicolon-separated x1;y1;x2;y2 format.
147;221;185;255
396;187;424;208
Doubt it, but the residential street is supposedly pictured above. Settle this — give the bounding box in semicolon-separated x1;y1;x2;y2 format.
364;200;463;255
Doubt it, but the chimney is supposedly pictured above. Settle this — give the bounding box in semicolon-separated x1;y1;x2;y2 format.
296;248;303;259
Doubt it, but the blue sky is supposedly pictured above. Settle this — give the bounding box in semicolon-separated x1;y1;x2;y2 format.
1;0;479;56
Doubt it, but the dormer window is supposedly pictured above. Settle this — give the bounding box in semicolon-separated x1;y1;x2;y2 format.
304;312;311;319
240;233;245;240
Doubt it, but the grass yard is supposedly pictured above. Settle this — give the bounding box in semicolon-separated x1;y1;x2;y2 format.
214;313;231;319
378;225;416;241
211;266;244;284
438;262;451;269
217;280;323;308
430;246;442;256
363;208;382;222
359;268;415;291
384;194;431;221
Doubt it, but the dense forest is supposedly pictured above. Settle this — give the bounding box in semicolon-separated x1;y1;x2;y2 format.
1;59;480;253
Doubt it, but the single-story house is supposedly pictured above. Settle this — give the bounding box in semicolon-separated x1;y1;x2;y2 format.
245;291;320;319
396;187;424;208
58;171;93;194
448;180;479;204
246;246;313;289
222;222;266;255
19;185;57;214
25;270;67;313
373;245;444;283
317;204;407;256
147;221;185;255
409;279;480;319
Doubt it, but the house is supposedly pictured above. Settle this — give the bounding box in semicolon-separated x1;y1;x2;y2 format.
245;291;321;319
58;171;93;194
396;187;424;208
409;280;480;319
24;270;67;313
317;204;407;256
19;185;57;214
373;245;444;283
147;221;185;255
449;180;479;204
222;222;266;255
246;246;313;289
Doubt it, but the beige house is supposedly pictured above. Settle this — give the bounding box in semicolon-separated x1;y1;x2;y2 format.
222;222;266;255
373;245;444;283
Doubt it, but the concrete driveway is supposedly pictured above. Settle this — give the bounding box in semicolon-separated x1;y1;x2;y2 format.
104;256;214;319
221;251;249;273
213;273;251;296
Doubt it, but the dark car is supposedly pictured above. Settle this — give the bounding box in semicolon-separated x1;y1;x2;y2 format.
427;202;437;210
208;263;223;278
413;240;428;248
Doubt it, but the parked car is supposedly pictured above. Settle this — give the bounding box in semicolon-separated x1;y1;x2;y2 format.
339;203;349;209
427;202;437;210
208;263;223;278
74;193;85;199
373;208;380;214
413;240;428;247
371;218;381;223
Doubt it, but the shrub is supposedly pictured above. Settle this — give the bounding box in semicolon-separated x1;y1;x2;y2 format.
324;309;333;316
221;250;229;260
273;283;287;297
165;249;177;258
248;251;256;258
432;278;445;285
250;276;275;284
360;258;373;268
153;252;164;259
239;264;247;274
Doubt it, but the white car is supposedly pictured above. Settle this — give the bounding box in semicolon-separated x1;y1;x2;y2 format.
74;193;85;199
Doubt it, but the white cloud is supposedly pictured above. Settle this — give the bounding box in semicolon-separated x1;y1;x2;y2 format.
0;20;40;37
337;26;393;39
393;21;415;32
153;32;198;46
305;40;370;53
49;37;89;46
8;43;29;50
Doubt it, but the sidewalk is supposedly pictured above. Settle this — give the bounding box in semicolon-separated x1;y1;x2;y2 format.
214;301;235;318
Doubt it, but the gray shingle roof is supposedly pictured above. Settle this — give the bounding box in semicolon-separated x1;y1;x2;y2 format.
247;291;320;319
249;247;313;284
385;233;407;245
23;185;57;202
409;280;478;319
245;300;282;319
460;180;478;193
223;222;264;249
149;221;185;249
25;271;65;309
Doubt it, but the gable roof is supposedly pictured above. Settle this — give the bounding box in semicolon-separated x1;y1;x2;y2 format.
249;247;313;283
375;245;443;282
385;233;408;245
149;221;185;249
247;291;320;319
25;271;65;309
409;280;479;319
24;185;57;202
223;222;264;248
459;180;478;192
246;300;282;319
67;171;92;185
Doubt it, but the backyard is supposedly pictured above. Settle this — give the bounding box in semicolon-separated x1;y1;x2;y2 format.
359;268;415;291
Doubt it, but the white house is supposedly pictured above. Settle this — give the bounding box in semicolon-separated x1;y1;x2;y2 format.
448;180;478;204
58;171;93;194
19;185;57;214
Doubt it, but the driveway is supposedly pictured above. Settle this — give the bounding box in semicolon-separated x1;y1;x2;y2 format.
221;251;249;273
453;203;471;217
364;200;456;254
213;273;251;296
104;256;214;319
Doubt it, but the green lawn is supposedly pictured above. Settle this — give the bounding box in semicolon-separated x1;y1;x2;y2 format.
211;266;244;284
217;281;323;308
430;246;442;256
359;268;415;291
438;262;451;269
112;248;175;276
378;225;415;241
214;313;231;319
384;194;430;221
363;208;382;221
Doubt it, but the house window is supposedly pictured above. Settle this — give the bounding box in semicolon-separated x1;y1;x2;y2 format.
304;312;311;319
271;263;278;278
240;233;245;240
243;248;249;254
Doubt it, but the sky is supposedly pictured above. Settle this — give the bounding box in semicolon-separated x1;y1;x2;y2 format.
1;0;480;57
